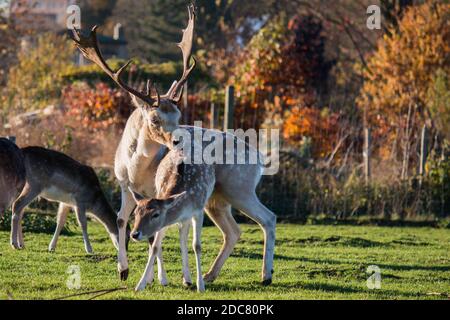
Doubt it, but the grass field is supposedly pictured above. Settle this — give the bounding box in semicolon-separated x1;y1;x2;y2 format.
0;220;449;300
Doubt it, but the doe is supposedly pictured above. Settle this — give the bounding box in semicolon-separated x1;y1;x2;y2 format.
130;145;214;292
11;146;127;253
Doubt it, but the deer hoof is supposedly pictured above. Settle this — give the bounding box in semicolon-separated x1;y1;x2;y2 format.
119;268;129;281
183;280;193;288
197;284;205;293
203;273;216;283
135;282;147;292
159;278;168;286
10;242;22;250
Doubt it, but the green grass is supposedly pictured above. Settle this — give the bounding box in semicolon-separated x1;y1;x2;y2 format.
0;220;449;300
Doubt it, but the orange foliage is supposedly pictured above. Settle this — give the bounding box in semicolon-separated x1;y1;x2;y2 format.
283;106;340;157
62;82;133;131
357;1;449;156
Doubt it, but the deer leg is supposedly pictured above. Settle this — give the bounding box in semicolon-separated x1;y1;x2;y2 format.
117;184;135;281
11;183;40;249
48;203;71;252
142;230;169;286
74;206;92;254
17;216;24;248
192;213;205;292
204;198;240;283
156;253;168;286
179;220;192;287
224;192;276;285
136;229;166;291
155;229;169;286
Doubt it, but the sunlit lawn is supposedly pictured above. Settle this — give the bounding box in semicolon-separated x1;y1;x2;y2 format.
0;219;449;300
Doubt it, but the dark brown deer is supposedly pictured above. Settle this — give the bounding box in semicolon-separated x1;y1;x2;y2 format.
0;138;26;219
73;4;276;287
11;146;127;253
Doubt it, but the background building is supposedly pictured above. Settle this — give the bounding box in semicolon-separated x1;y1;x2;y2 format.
9;0;127;63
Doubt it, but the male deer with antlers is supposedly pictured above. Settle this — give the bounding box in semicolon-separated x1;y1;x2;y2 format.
72;4;276;288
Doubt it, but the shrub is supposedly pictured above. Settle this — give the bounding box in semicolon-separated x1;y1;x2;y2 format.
0;208;74;235
62;81;134;131
62;59;212;93
3;33;73;113
257;149;449;220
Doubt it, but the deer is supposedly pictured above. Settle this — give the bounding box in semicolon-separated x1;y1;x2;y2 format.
10;146;127;253
129;144;215;292
0;138;26;220
72;3;276;287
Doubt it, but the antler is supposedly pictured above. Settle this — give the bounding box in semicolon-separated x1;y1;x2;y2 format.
162;4;197;102
72;26;159;106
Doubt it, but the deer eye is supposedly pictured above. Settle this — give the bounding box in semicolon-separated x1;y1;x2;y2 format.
150;118;161;126
152;213;160;219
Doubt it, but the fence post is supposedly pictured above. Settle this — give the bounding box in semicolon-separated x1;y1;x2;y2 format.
224;85;235;130
363;127;371;185
6;136;16;144
419;125;428;181
210;103;218;129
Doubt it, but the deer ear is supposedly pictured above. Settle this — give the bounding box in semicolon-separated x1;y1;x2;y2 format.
129;187;145;202
163;191;187;210
130;94;144;109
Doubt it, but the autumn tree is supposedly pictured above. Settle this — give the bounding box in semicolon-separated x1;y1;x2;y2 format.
229;13;339;156
357;2;449;161
0;15;20;87
229;15;287;102
282;15;333;100
231;14;331;103
3;33;73;113
0;0;33;87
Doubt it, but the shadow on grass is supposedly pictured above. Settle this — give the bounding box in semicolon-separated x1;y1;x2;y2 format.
231;250;450;275
231;248;303;262
376;263;450;272
300;257;450;272
297;282;423;298
205;280;423;299
268;236;388;248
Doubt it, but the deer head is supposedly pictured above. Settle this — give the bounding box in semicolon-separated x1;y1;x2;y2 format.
72;4;196;145
129;190;186;241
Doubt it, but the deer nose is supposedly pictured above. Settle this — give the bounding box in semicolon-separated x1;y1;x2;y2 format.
131;231;141;241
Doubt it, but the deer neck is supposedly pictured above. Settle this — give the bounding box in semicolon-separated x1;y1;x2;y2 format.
90;194;118;236
163;203;192;227
163;210;181;227
136;121;165;159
